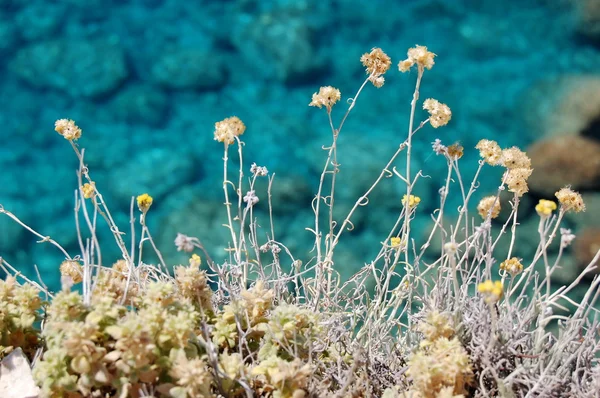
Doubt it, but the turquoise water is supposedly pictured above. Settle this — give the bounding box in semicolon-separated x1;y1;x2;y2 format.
0;0;598;291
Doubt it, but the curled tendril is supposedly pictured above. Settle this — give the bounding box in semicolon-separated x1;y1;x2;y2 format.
322;195;333;206
357;196;369;206
383;169;393;178
347;97;355;105
345;220;355;231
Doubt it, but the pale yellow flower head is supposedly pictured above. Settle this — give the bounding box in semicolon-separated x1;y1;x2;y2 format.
555;187;585;213
477;280;503;304
398;45;436;72
214;116;246;145
81;182;96;199
535;199;557;217
477;196;501;219
500;257;523;277
309;86;341;111
55;119;82;141
475;139;502;166
423;99;452;128
402;194;421;208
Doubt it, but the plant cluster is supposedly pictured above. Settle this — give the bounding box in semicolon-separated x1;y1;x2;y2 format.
0;44;599;397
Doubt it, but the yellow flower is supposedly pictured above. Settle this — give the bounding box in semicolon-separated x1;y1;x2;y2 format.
402;194;421;208
500;257;523;277
189;254;201;268
535;199;557;217
81;182;96;199
136;193;153;213
477;280;503;304
390;237;402;248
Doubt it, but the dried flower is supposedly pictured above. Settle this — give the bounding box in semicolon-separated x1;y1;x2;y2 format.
81;182;95;199
214;116;246;145
60;260;83;284
504;167;532;197
250;163;269;177
432;139;447;155
309;86;341;112
398;45;436;72
477;196;501;219
560;228;576;247
423;99;452;128
555;187;585;213
175;233;196;253
55;119;82;141
360;47;392;83
500;257;524;277
477;280;503;304
447;143;463;160
535;199;557;217
501;147;531;170
402;194;421;208
136;193;153;213
475;139;502;166
243;190;259;207
418;311;455;342
444;242;459;255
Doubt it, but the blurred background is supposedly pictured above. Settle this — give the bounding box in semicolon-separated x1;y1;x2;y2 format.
0;0;599;294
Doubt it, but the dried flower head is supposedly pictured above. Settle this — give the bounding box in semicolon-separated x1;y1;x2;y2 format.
136;193;153;213
250;163;269;177
360;47;392;77
555;187;585;213
477;196;501;219
418;311;455;342
55;119;82;141
432;139;447;155
214;116;246;145
501;147;531;170
402;194;421;208
477;280;503;304
535;199;557;217
60;260;83;284
447;143;463;160
475;139;502;166
504;167;533;197
175;233;196;253
398;45;436;72
243;190;259;207
561;228;576;248
423;99;452;128
500;257;524;277
309;86;341;112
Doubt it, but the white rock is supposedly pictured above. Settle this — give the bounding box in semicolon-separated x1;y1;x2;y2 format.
0;348;39;398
